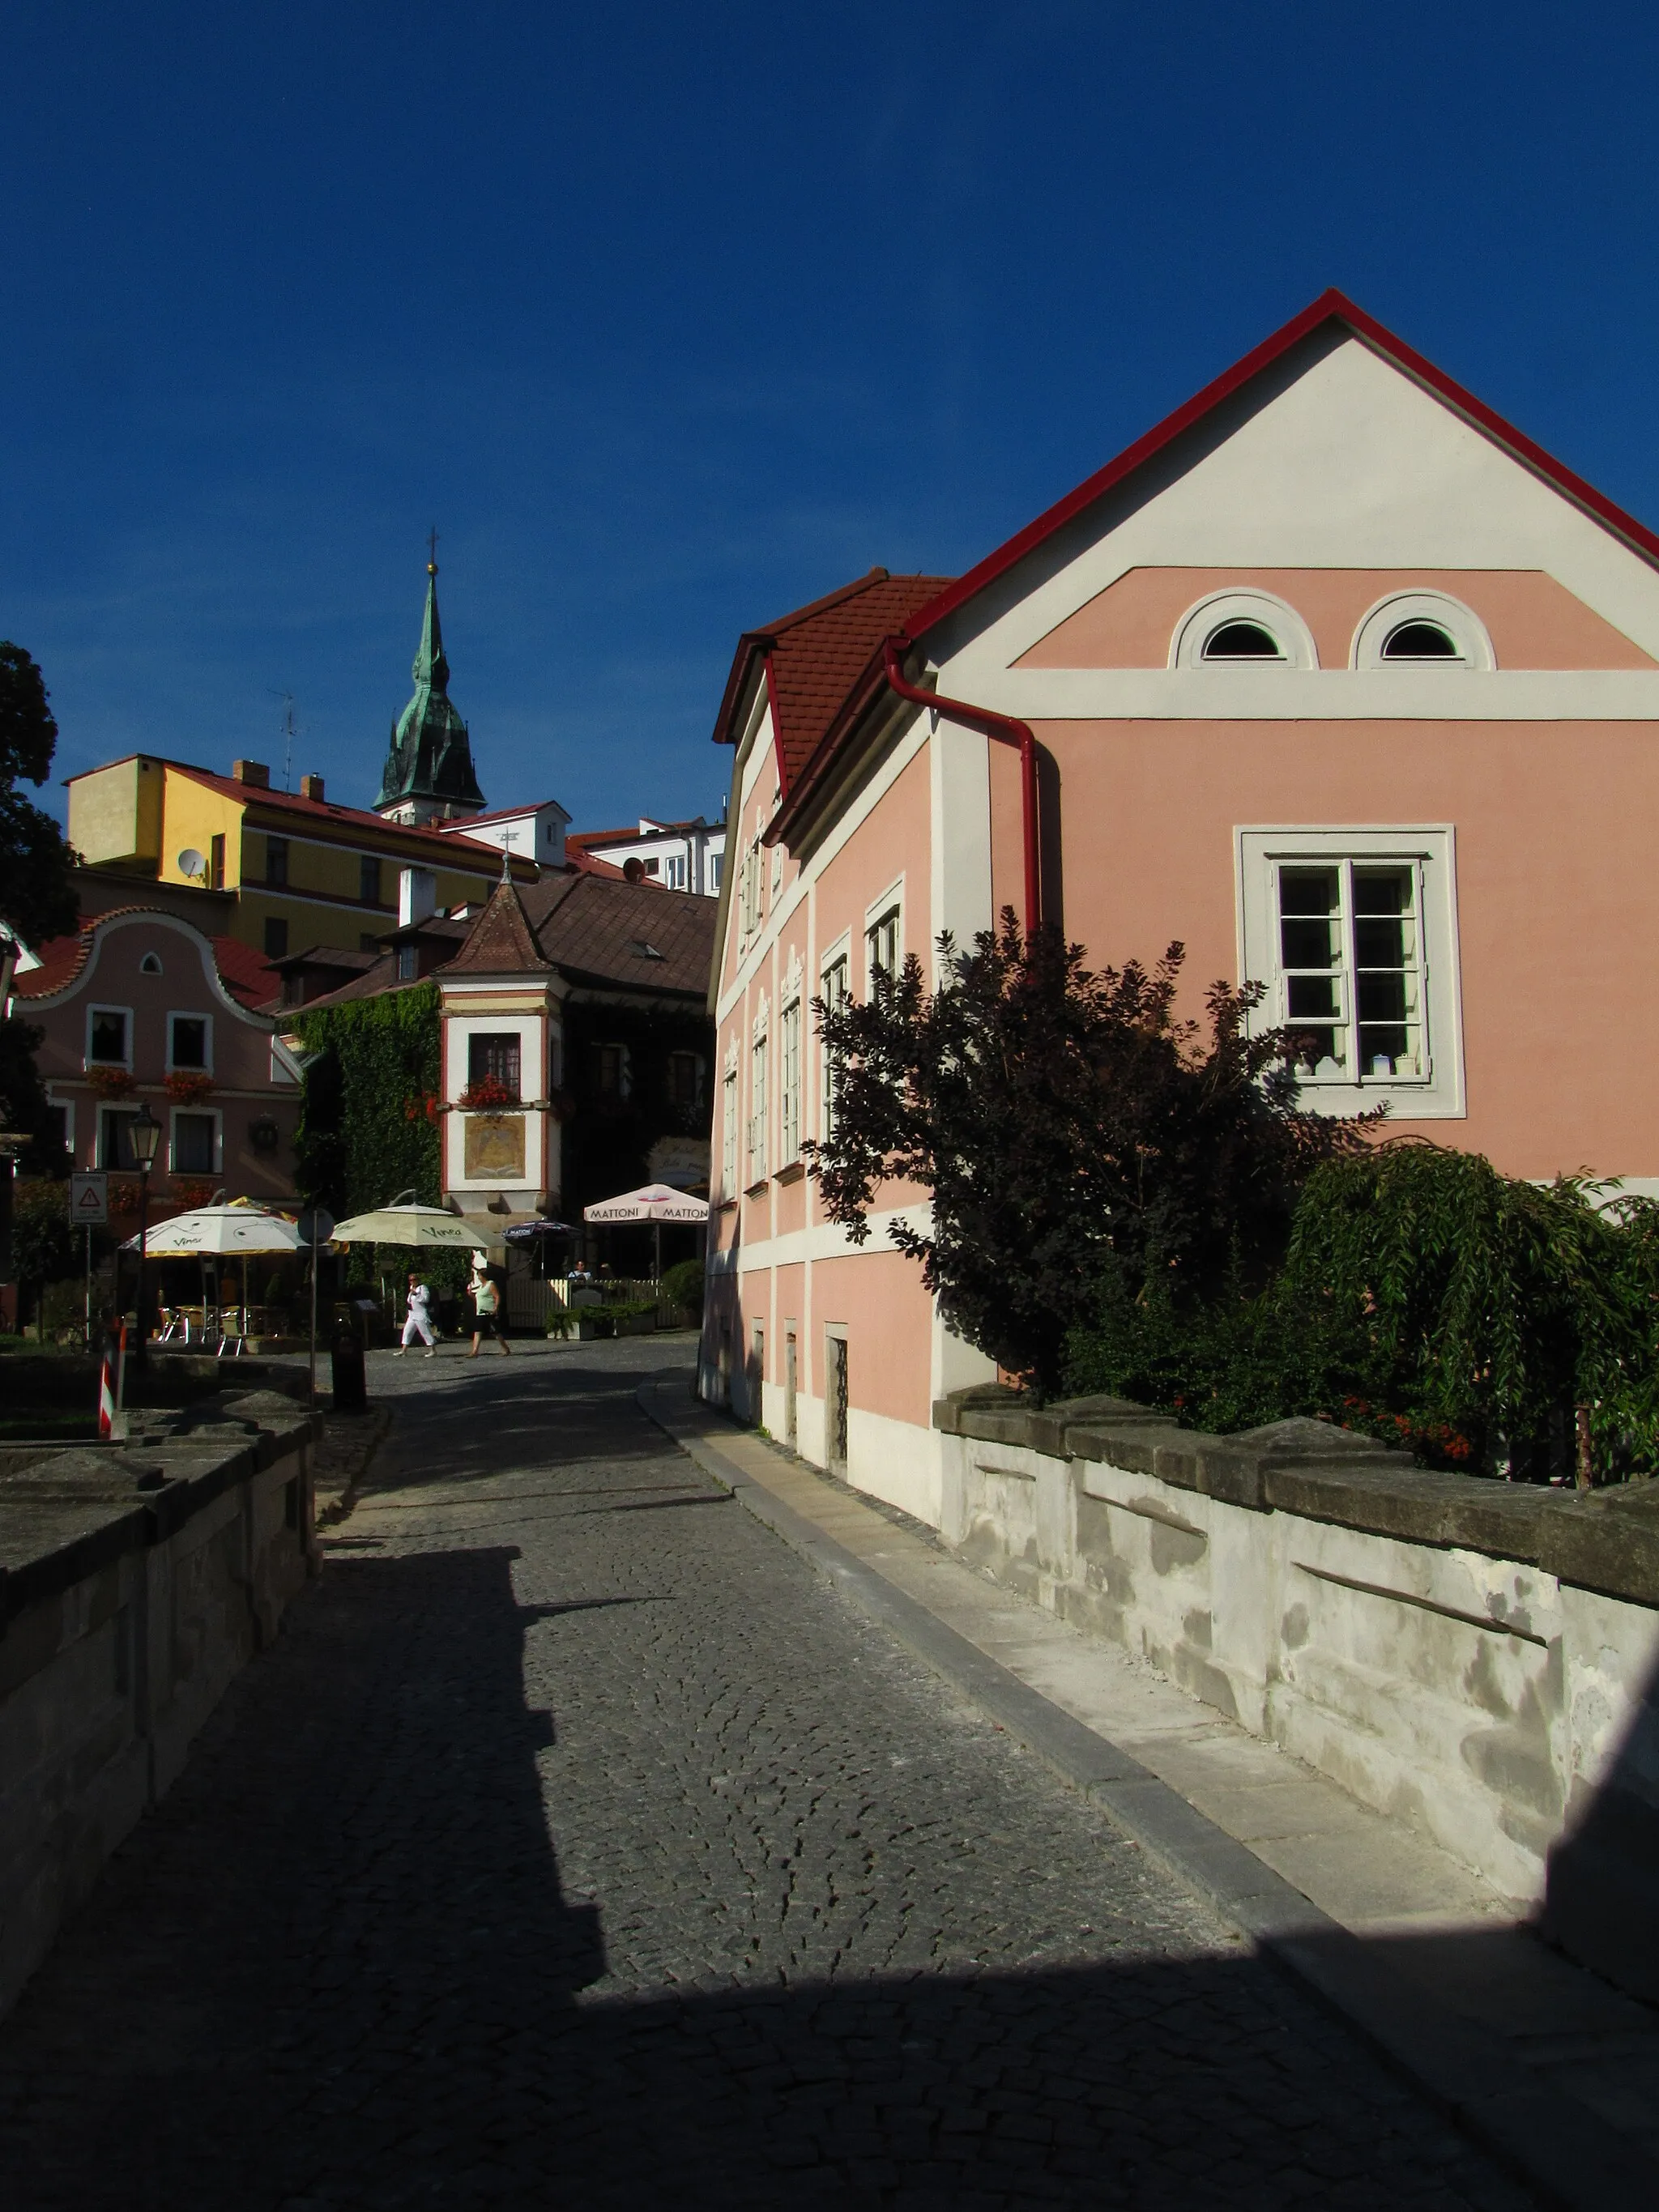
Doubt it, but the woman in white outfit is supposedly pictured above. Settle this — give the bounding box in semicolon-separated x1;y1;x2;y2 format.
397;1272;437;1356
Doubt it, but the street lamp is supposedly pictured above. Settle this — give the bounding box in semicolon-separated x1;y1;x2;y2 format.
128;1102;161;1371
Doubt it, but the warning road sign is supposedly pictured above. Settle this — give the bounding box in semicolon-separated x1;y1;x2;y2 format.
70;1172;109;1226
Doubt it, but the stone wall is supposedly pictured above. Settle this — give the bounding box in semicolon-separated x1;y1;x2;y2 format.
0;1387;321;2019
935;1387;1659;2001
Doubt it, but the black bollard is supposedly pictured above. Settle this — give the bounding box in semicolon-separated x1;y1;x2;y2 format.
330;1323;368;1413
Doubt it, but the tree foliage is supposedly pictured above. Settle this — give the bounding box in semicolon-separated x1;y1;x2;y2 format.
292;984;441;1217
0;642;77;945
807;913;1370;1394
0;1014;68;1174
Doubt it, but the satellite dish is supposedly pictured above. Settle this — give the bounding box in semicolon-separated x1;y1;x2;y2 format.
177;849;206;881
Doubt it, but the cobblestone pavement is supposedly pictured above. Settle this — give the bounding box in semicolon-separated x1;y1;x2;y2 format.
0;1341;1535;2210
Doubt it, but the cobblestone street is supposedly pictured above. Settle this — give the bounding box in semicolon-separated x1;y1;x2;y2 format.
0;1341;1535;2210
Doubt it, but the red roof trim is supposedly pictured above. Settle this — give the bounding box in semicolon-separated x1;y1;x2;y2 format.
905;288;1659;647
762;652;789;795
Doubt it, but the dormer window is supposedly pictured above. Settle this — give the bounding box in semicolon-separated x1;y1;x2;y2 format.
1382;620;1459;660
1203;620;1282;660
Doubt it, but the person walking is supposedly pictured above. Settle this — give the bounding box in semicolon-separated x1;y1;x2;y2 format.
469;1256;510;1358
396;1272;438;1357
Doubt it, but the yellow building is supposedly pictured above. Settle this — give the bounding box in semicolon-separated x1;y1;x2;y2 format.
68;752;535;961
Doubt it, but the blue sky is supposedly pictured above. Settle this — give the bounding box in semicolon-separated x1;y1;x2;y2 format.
5;2;1657;836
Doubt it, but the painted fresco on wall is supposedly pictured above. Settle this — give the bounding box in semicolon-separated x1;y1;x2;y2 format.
463;1112;526;1180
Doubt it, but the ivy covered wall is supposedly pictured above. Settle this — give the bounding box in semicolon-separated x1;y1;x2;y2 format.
292;983;441;1217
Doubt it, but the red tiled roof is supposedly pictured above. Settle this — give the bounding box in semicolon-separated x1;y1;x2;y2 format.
563;844;630;881
164;763;525;872
710;569;953;796
11;910;278;1012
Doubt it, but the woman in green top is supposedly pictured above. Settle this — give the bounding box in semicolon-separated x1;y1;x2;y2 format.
468;1256;512;1358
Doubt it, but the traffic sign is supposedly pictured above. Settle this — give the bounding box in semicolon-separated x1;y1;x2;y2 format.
296;1207;335;1247
70;1172;109;1227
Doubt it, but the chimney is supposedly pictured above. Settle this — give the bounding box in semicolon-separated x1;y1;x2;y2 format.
300;774;325;802
232;758;271;788
399;866;437;927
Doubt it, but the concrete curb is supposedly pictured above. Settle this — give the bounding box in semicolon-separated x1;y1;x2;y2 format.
638;1379;1657;2212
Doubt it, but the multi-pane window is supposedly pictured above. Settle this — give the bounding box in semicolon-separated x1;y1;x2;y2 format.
168;1015;209;1071
172;1112;216;1174
89;1008;128;1064
667;1051;702;1110
821;956;849;1136
591;1043;627;1097
740;841;762;938
780;999;801;1163
1277;862;1423;1081
665;852;686;890
710;853;723;892
468;1033;522;1097
360;854;382;906
265;917;289;959
266;837;289;888
98;1108;139;1170
867;906;900;990
722;1068;738;1196
748;1034;768;1182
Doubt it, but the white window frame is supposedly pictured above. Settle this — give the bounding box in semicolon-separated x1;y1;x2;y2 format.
168;1105;224;1178
96;1103;140;1170
166;1010;215;1076
721;1062;739;1198
1236;825;1465;1119
1351;591;1495;671
86;1003;133;1070
819;938;851;1139
748;1029;769;1184
864;881;904;995
779;995;801;1166
1172;590;1319;671
46;1091;75;1162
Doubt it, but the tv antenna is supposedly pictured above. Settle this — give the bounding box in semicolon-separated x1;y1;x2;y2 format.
271;690;299;791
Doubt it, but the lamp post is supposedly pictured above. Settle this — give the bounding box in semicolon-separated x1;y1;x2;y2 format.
128;1102;161;1371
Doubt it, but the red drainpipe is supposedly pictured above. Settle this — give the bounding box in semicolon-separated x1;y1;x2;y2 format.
882;637;1041;940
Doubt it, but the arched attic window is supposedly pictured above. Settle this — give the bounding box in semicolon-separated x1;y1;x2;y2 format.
1171;591;1317;670
1382;620;1458;659
139;953;163;975
1204;620;1282;659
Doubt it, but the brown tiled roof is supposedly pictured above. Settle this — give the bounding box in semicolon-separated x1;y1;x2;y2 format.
710;568;953;795
450;872;716;999
440;882;552;976
294;919;471;1011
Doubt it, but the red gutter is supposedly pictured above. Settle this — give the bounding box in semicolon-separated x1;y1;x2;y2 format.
881;638;1041;940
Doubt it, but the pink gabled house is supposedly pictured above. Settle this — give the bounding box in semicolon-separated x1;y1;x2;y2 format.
701;289;1659;1525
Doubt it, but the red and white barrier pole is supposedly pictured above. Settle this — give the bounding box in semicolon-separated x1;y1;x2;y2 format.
97;1326;122;1438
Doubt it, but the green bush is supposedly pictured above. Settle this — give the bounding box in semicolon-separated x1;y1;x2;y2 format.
1065;1140;1659;1481
659;1258;705;1317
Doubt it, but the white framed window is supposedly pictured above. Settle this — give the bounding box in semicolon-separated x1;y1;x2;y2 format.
1351;592;1495;671
168;1107;222;1176
779;996;801;1165
1236;825;1464;1117
820;949;850;1137
46;1092;75;1161
710;851;723;893
1173;590;1319;671
87;1004;131;1068
139;952;163;976
740;839;763;938
748;1031;769;1183
722;1063;738;1197
665;851;687;890
167;1012;213;1075
864;889;902;994
97;1106;140;1170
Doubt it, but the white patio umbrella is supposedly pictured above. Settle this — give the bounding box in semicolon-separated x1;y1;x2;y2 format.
120;1200;302;1345
583;1182;710;1279
329;1200;489;1249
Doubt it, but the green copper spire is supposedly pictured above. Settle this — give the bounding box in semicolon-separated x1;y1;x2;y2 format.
373;552;487;822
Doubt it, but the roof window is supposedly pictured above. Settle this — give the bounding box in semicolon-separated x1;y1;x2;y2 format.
1173;590;1316;670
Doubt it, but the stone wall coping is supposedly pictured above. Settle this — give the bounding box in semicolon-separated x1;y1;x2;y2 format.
0;1392;325;1634
933;1387;1659;1609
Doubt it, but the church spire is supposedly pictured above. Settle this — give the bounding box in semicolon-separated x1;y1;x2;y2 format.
373;543;487;825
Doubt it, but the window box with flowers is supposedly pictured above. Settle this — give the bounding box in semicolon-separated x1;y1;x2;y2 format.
87;1067;136;1101
169;1175;220;1210
456;1074;520;1113
165;1072;215;1105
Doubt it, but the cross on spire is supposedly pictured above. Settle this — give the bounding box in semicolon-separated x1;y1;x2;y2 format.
426;524;439;574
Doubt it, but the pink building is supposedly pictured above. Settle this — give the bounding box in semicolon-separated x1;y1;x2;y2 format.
702;289;1659;1524
11;907;301;1212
